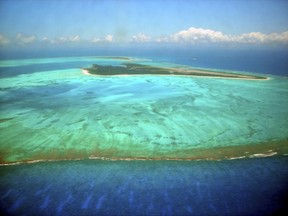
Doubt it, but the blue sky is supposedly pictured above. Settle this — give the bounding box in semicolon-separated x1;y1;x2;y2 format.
0;0;288;47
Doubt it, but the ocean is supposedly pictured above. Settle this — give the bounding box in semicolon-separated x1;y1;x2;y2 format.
1;47;288;76
1;157;287;215
0;47;287;215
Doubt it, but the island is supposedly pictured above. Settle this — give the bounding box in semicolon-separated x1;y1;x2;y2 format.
83;63;268;80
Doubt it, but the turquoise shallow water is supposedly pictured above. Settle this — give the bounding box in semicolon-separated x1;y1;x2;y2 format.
0;56;287;163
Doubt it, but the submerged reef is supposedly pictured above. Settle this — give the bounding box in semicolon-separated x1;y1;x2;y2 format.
85;63;267;79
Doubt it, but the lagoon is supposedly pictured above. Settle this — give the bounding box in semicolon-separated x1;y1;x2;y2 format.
0;56;287;164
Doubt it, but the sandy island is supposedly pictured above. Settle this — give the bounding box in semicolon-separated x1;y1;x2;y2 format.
81;63;269;80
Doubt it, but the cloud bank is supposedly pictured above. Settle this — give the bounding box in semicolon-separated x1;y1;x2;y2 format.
171;27;230;43
41;35;81;44
130;33;151;43
16;33;37;44
1;27;288;47
166;27;288;44
91;35;114;43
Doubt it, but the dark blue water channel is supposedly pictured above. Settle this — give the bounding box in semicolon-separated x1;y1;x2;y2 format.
1;156;287;216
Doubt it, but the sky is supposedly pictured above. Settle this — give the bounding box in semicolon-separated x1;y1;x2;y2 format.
0;0;288;48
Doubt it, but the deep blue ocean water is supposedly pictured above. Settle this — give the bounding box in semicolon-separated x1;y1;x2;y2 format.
0;48;288;215
1;47;288;76
1;157;288;216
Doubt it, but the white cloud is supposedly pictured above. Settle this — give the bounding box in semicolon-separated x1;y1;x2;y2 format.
236;31;288;44
156;36;170;43
236;32;266;43
41;37;49;42
0;34;10;45
69;35;80;42
16;33;37;44
2;28;288;47
91;35;114;43
59;37;67;43
91;37;101;43
172;27;230;43
131;33;151;42
105;35;113;42
57;35;81;43
157;27;288;45
40;35;81;44
267;31;288;43
40;36;56;44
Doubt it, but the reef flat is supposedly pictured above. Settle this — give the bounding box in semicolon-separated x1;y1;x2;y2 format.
0;56;287;165
85;63;268;80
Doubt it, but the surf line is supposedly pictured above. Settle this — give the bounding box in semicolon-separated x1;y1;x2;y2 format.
0;151;282;166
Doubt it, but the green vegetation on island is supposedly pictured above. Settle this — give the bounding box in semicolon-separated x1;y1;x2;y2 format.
85;63;267;80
